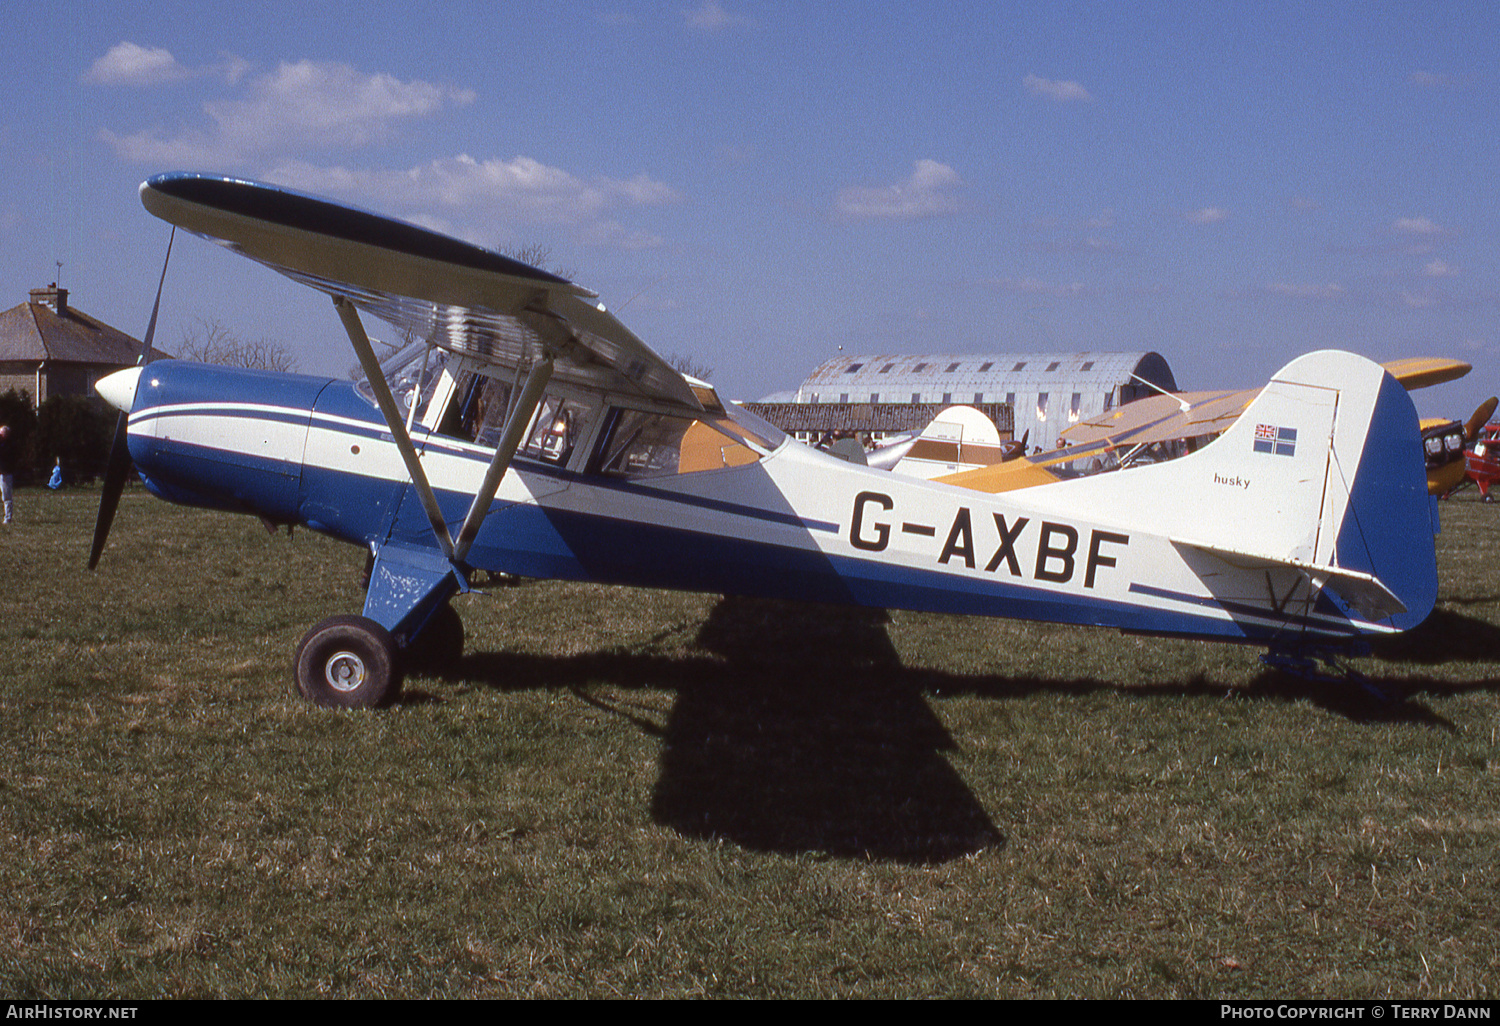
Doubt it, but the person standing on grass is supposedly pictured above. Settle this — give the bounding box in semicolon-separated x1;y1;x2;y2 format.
0;424;13;524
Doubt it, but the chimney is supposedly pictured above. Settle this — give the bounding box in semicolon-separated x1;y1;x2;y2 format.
29;284;68;316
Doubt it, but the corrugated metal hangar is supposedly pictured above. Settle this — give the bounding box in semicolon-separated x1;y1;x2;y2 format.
758;351;1177;450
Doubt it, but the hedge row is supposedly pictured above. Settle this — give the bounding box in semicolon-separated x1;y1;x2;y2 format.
0;388;116;486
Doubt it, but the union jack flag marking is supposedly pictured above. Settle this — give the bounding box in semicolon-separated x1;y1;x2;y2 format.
1253;424;1297;456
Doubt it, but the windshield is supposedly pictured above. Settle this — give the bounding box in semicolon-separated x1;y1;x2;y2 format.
594;405;782;480
723;400;787;451
355;337;456;422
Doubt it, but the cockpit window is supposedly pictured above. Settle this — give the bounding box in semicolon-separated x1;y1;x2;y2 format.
595;408;778;479
438;370;513;447
436;375;594;467
521;395;592;466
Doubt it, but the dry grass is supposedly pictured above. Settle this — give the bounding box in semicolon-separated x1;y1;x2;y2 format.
0;486;1496;998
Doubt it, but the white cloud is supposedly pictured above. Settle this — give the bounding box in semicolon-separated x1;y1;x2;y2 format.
99;128;217;168
84;42;191;86
219;61;473;148
985;277;1089;297
685;1;752;31
1185;207;1229;225
834;159;962;220
85;42;250;87
1033;236;1121;255
1394;216;1445;235
1425;259;1458;278
1023;74;1092;103
1409;71;1457;88
102;60;475;166
1264;282;1345;300
217;54;252;86
266;154;680;249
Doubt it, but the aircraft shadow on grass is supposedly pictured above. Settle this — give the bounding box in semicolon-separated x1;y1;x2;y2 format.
435;596;1005;864
1367;605;1500;666
410;592;1500;861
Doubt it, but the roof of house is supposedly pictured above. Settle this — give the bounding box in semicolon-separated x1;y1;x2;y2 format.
0;288;168;365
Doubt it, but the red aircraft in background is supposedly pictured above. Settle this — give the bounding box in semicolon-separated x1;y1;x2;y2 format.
1463;419;1500;501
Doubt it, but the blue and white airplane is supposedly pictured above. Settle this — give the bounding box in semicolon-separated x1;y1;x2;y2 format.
90;172;1438;708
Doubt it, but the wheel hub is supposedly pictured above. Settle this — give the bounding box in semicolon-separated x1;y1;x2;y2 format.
324;650;367;692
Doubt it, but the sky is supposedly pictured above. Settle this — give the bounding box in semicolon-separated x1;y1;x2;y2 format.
3;0;1498;420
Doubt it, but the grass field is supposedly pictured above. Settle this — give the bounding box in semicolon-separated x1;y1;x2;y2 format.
0;485;1497;998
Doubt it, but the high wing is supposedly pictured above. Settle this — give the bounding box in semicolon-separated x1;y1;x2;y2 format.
1381;356;1474;392
140;171;707;572
139;172;701;413
1058;388;1257;448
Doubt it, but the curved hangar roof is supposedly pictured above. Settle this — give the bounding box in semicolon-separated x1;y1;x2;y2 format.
792;351;1178;448
798;351;1175;400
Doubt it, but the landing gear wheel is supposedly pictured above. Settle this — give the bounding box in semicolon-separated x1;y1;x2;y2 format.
404;603;465;674
294;615;403;709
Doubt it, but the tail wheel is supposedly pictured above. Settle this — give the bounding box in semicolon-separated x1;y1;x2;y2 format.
294;615;402;709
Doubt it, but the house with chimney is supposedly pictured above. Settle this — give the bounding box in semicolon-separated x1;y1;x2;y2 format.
0;285;168;406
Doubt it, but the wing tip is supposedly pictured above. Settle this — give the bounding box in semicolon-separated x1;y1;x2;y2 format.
141;170;588;295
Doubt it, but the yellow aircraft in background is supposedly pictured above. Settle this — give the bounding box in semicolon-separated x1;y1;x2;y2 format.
931;357;1485;496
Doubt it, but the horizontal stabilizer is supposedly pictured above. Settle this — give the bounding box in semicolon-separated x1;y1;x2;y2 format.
1174;539;1406;620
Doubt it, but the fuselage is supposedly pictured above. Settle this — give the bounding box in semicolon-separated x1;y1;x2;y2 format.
118;359;1418;646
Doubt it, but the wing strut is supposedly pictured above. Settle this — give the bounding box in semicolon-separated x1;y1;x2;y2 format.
333;296;455;560
451;357;553;565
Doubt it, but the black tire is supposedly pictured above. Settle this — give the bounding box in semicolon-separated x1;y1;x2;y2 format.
403;603;465;674
294;615;403;709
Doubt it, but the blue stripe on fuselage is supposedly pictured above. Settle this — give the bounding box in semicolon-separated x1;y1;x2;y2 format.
1128;581;1360;638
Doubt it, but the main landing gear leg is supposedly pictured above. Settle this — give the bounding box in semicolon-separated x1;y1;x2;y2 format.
292;542;469;708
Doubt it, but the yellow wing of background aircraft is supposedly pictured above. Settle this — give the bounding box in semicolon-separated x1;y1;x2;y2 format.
935;357;1480;495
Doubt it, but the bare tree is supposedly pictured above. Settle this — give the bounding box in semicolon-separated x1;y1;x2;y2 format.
666;352;713;381
177;317;300;372
498;243;576;283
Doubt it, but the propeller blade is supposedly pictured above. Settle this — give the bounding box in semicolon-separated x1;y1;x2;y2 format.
89;229;173;569
1465;397;1498;444
88;417;132;569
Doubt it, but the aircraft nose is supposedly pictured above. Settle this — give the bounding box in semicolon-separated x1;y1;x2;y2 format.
96;366;143;413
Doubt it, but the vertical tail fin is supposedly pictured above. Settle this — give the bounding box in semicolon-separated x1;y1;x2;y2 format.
1028;351;1437;633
